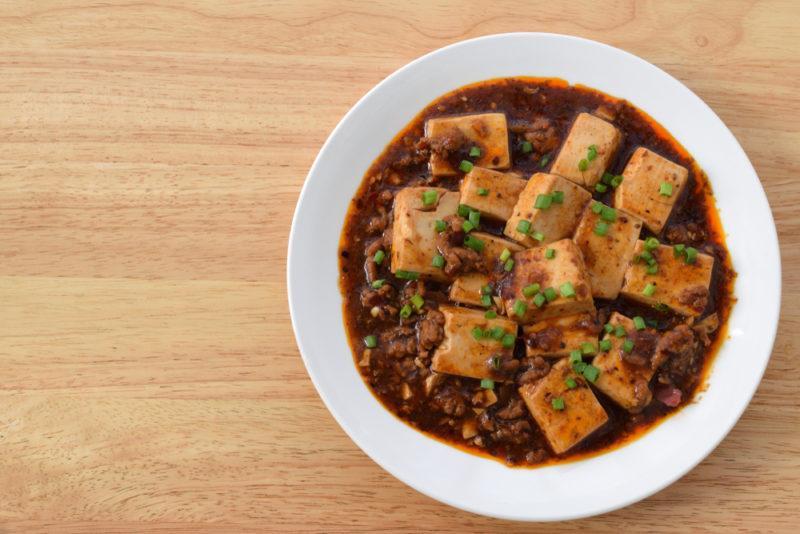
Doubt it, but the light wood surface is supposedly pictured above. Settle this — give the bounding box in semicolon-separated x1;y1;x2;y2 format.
1;1;798;532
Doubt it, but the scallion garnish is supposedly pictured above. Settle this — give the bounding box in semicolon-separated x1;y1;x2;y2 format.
533;293;546;307
560;282;576;298
501;333;516;348
591;202;603;214
481;294;492;307
578;158;589;171
582;364;600;383
595;183;608;193
622;339;634;353
543;287;557;302
610;175;623;187
545;248;556;259
472;326;484;340
600;205;617;222
552;397;565;410
504;258;515;272
410;293;425;311
534;193;553;210
469;146;481;158
594;221;609;236
432;254;445;268
489;326;504;340
531;230;545;242
521;141;533;153
614;325;626;337
373;249;385;265
539;154;551;167
399;304;412;319
485;309;497;319
513;299;528;317
643;282;656;296
481;378;495;390
523;283;541;298
516;219;531;234
685;247;698;264
581;342;596;355
464;234;485;252
599;338;612;351
421;190;438;206
477;187;489;196
468;209;481;228
565;377;577;389
434;219;446;233
644;237;660;251
659;182;673;196
633;316;646;330
395;270;419;280
499;248;511;262
364;335;377;348
587;144;598;161
462;220;475;233
569;350;582;365
371;279;385;289
457;204;471;217
551;190;564;204
459;160;474;173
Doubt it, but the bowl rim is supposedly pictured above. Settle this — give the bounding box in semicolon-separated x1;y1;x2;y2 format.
287;32;781;521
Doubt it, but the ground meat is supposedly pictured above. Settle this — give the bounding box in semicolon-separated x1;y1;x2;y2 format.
693;313;719;347
665;222;707;245
621;329;659;367
654;384;682;407
678;285;709;314
630;379;652;413
381;326;417;359
377;189;394;206
426;128;467;167
435;216;484;276
526;327;562;352
523;116;560;153
654;325;700;381
495;397;526;420
417;310;445;351
490;419;532;445
365;212;388;235
575;315;602;335
360;283;395;308
432;386;466;417
516;357;551;386
525;449;549;464
478;410;495;432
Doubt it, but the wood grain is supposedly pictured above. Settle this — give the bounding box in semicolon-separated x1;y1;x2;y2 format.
0;0;798;532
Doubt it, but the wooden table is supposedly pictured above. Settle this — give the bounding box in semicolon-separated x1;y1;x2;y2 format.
1;1;797;532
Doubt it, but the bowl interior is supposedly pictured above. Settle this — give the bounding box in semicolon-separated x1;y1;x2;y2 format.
287;33;780;521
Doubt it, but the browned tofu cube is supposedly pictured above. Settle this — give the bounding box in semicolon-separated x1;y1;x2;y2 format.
431;306;518;380
620;240;714;316
460;167;526;221
550;113;621;187
523;313;600;358
573;203;643;299
391;187;459;281
449;273;488;307
425;113;511;176
613;147;689;234
503;173;591;246
501;239;594;324
448;233;522;306
591;312;655;412
519;358;608;454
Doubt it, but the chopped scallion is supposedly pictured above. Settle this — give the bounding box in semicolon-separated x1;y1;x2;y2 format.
457;204;471;217
599;338;612;351
471;327;484;340
534;193;553;210
373;249;385;265
604;323;614;334
485;309;497;319
543;287;557;302
469;146;481;158
395;270;419;280
551;190;564;204
516;219;531;234
489;326;504;340
501;333;516;348
674;243;686;258
581;342;596;355
462;220;475;233
533;293;546;307
622;339;634;353
659;182;673;196
530;230;545;242
611;174;623;187
644;237;660;251
601;172;614;185
633;316;646;330
521;141;533;153
523;283;541;298
481;284;493;295
481;294;492;307
591;202;603;214
569;350;582;365
504;258;515;272
647;263;659;275
539;154;551;167
552;397;565;410
582;364;600;383
459;160;474;173
513;299;528;317
477;187;489;196
560;282;576;298
399;304;412;319
594;221;609;236
565;377;577;389
578;158;589;171
643;282;656;296
600;205;617;222
499;248;511;262
421;190;438;206
468;209;481;228
481;378;495;390
410;293;425;311
614;325;626;337
364;335;377;348
587;144;598;161
685;247;698;264
431;254;445;268
595;183;608;193
371;279;385;289
434;219;446;233
545;248;556;259
464;234;485;252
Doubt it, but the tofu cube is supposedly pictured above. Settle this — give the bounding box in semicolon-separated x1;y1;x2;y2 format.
501;239;594;324
613;147;689;234
620;240;714;316
391;187;460;281
504;173;591;246
448;233;523;306
460;167;526;221
523;313;600;358
591;312;655;412
425;113;511;176
573;203;643;299
550;113;621;188
431;306;518;380
449;273;489;307
519;358;609;454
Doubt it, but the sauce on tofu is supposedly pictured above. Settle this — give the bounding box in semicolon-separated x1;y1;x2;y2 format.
338;77;736;467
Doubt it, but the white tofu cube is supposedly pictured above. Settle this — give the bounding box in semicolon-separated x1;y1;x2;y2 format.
550;113;621;187
460;167;526;221
431;306;518;380
523;313;600;358
620;240;714;316
449;273;489;307
613;147;689;234
390;187;460;281
503;173;591;246
425;113;511;176
591;312;655;412
519;358;609;454
573;202;643;299
501;239;594;324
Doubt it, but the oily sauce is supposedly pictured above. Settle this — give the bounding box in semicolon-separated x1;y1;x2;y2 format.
338;77;736;467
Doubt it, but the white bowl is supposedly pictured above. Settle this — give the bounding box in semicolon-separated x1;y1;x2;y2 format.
287;33;780;521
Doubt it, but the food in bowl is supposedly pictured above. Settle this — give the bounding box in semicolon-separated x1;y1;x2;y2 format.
338;77;735;466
